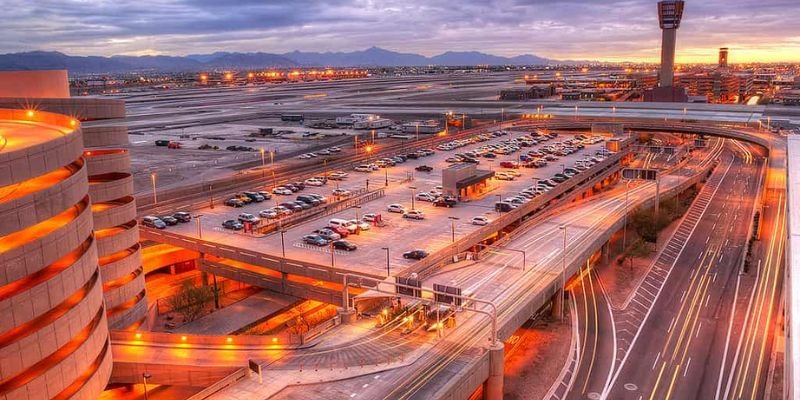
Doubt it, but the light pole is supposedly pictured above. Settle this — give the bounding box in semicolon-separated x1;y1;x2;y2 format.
500;107;504;126
385;165;389;187
208;183;214;209
270;151;276;189
448;217;460;243
150;173;157;205
409;186;417;210
622;181;631;251
260;148;266;177
330;240;336;267
415;122;420;141
354;205;361;221
381;247;390;277
142;372;152;400
194;214;203;238
279;229;287;258
559;225;567;322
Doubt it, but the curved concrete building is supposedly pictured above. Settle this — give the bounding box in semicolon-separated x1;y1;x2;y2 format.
0;109;112;399
0;71;146;330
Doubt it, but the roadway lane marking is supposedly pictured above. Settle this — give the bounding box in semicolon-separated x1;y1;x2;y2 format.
696;322;703;338
652;352;661;370
684;357;692;377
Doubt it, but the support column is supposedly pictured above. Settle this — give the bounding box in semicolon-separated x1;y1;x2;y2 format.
338;307;357;323
551;288;564;320
485;341;505;400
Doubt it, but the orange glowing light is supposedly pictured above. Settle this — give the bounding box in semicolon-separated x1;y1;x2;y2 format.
272;337;278;343
227;337;233;343
135;333;142;339
181;335;187;341
200;74;208;81
365;145;373;153
248;72;254;79
70;119;76;126
26;110;34;118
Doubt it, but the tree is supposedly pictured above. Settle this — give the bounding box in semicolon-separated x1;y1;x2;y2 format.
167;281;216;322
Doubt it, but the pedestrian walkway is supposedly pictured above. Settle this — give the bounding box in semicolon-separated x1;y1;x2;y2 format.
175;290;299;335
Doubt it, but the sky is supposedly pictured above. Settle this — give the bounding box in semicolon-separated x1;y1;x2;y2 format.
2;0;799;63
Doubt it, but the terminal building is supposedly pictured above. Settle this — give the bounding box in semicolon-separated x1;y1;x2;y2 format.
442;163;495;199
0;70;141;399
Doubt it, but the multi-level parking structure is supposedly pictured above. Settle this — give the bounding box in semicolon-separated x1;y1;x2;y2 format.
0;109;111;399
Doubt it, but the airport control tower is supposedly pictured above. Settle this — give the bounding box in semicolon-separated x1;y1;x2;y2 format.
657;0;685;87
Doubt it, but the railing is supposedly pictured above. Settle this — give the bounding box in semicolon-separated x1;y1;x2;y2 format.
186;368;248;400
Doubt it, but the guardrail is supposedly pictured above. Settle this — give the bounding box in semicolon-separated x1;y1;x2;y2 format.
186;368;248;400
402;143;631;280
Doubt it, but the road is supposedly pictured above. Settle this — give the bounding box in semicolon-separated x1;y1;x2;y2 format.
602;141;776;400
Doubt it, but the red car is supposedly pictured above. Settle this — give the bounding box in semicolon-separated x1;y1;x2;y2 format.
500;161;520;169
329;225;350;237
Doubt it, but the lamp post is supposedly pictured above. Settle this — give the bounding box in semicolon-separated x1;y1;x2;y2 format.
415;122;420;141
385;165;389;187
208;183;214;209
279;229;287;258
559;225;567;322
354;205;361;221
500;107;504;127
270;151;276;189
260;148;266;177
409;186;417;210
194;214;203;238
150;173;157;205
448;216;460;243
330;240;336;267
381;247;390;277
142;372;152;400
623;181;631;251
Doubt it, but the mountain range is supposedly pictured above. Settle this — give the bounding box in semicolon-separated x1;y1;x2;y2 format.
0;47;557;74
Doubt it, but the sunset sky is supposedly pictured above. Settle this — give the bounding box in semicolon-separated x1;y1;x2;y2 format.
2;0;798;63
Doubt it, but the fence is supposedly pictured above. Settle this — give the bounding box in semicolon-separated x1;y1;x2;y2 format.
186;368;248;400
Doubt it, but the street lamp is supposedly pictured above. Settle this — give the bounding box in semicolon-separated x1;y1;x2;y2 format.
279;229;287;258
559;225;567;322
409;186;417;210
385;165;389;187
269;150;276;189
330;240;336;267
448;217;460;243
415;122;420;141
150;173;157;205
622;180;631;251
142;372;152;400
260;148;266;177
381;247;390;277
194;214;204;238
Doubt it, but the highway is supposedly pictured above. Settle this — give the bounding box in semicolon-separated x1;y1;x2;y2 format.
597;140;776;400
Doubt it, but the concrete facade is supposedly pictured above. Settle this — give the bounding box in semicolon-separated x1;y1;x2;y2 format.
0;70;145;330
0;109;112;400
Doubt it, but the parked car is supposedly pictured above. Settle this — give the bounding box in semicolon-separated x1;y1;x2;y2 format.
362;213;379;222
296;195;321;206
304;178;325;186
222;219;244;230
293;200;312;210
403;210;425;220
495;202;516;213
172;212;192;223
236;194;253;204
354;165;372;172
303;234;328;246
387;204;406;213
257;191;272;200
416;192;436;202
285;184;300;192
433;196;457;208
333;239;357;251
403;249;429;260
259;210;278;219
308;193;328;204
273;206;292;216
158;215;179;226
314;228;341;241
348;219;370;231
328;225;351;237
332;188;352;198
242;191;265;202
472;216;490;226
272;187;292;195
238;213;260;224
415;165;433;172
142;216;166;229
225;198;245;207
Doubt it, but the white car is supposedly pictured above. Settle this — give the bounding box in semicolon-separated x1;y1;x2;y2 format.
238;213;260;224
403;210;425;220
332;188;352;197
387;204;406;213
304;178;324;186
495;173;514;181
318;149;331;155
472;216;490;226
416;192;436;202
259;210;278;219
297;154;312;159
354;165;372;172
362;213;378;222
348;219;370;231
272;187;292;195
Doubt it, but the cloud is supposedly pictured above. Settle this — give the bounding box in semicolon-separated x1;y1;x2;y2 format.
0;0;797;62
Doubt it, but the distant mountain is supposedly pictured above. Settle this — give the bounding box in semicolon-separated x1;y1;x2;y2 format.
0;47;560;74
283;47;430;67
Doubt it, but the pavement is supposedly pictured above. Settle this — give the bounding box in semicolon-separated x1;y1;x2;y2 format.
175;290;298;335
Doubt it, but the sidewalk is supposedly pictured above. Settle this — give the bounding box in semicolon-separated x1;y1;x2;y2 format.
175;290;299;335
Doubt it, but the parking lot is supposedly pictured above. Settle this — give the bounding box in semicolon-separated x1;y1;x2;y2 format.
150;129;609;277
